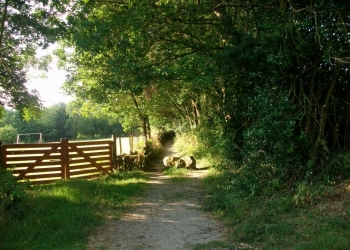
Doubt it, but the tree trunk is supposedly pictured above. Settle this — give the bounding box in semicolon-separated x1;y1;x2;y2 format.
316;64;341;147
146;115;151;139
191;99;201;128
130;91;150;140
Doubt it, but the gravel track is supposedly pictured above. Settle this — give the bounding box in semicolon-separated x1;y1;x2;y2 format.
87;142;228;250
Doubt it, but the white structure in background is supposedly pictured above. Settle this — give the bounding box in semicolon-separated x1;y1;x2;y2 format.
17;133;43;144
117;136;144;155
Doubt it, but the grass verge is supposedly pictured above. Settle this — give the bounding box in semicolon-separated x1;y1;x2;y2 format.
0;170;148;250
203;169;350;250
162;167;190;182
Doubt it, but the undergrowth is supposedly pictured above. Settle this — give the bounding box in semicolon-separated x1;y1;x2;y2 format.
0;170;148;250
203;169;350;250
0;168;27;219
144;136;164;160
174;132;213;168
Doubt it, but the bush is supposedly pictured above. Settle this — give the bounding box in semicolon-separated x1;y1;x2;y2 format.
0;168;27;218
0;125;18;144
323;150;350;183
221;88;310;195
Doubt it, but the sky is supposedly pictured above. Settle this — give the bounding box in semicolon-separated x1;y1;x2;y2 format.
26;46;75;107
27;66;74;107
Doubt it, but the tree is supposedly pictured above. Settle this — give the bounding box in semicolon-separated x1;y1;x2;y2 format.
0;125;17;144
0;0;66;116
58;0;350;189
65;100;126;139
209;0;350;189
57;0;225;139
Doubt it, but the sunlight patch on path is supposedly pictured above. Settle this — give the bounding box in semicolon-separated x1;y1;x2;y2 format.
87;170;228;250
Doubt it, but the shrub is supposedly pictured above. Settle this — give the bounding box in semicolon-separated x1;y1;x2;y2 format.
0;168;27;218
229;88;309;194
323;150;350;183
0;125;18;144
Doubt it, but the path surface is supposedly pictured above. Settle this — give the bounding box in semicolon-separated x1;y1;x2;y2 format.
87;141;228;250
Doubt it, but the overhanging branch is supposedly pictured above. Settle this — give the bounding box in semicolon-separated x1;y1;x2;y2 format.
213;2;274;11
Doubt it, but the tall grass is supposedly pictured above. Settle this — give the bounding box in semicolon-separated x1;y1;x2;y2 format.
0;171;148;250
203;169;350;250
174;132;198;156
174;132;213;168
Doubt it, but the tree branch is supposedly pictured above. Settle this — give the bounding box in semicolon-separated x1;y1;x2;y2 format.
213;2;274;11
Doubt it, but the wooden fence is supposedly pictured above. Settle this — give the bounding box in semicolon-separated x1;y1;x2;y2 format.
0;138;114;185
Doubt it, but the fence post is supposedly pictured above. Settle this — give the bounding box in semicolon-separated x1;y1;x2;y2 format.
112;134;117;170
129;133;133;153
0;141;3;169
60;138;69;180
119;137;122;155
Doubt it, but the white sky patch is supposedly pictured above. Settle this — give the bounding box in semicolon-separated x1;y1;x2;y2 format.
26;45;74;107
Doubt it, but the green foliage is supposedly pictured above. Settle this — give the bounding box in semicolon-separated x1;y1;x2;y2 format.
0;104;125;142
56;0;350;193
144;138;163;158
239;88;308;194
203;169;350;249
58;0;221;134
194;124;226;163
0;168;27;217
0;125;18;144
320;150;350;184
163;167;190;182
39;1;350;248
173;131;198;156
0;171;148;249
0;0;66;113
292;181;336;206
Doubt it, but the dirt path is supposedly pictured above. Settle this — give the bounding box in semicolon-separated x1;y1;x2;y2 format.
87;142;228;250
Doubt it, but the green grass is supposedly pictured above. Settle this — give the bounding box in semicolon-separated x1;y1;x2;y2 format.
162;167;190;182
203;169;350;250
0;171;148;250
191;240;234;250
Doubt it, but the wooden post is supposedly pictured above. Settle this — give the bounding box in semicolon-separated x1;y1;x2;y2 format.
0;141;7;170
119;137;122;155
108;140;113;172
60;139;69;180
129;132;134;153
0;141;3;169
112;135;117;170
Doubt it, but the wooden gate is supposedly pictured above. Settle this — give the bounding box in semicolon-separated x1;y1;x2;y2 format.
1;139;113;184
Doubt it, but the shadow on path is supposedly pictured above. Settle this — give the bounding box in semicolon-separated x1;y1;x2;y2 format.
87;165;227;250
87;139;229;250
